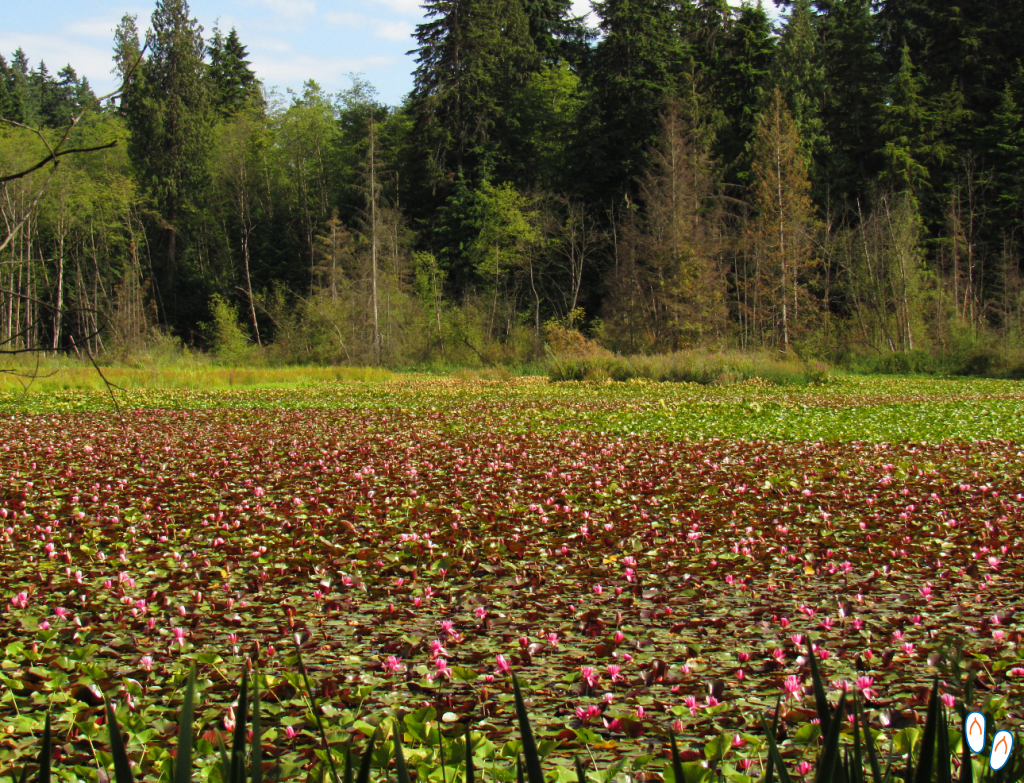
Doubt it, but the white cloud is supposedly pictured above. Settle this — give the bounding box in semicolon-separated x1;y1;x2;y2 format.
371;0;425;17
243;0;317;23
323;11;413;41
570;0;593;19
375;20;413;41
252;52;393;86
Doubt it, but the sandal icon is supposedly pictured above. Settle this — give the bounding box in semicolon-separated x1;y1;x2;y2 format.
965;711;1015;771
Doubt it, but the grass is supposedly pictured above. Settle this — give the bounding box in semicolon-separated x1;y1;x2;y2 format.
0;357;397;393
546;349;829;386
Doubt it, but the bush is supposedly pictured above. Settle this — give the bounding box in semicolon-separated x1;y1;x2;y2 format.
204;295;254;365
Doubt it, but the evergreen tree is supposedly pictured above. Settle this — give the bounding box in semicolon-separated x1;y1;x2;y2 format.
745;87;817;349
0;55;11;119
409;0;540;189
715;2;775;186
208;27;262;117
123;0;213;321
586;0;686;201
8;49;32;124
878;44;946;194
521;0;594;67
776;0;826;183
815;0;884;207
112;14;143;99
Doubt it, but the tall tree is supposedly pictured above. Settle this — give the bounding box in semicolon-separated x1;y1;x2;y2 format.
409;0;539;189
604;102;727;351
585;0;687;202
745;87;817;349
208;27;262;117
123;0;212;321
815;0;884;208
715;2;776;186
776;0;826;181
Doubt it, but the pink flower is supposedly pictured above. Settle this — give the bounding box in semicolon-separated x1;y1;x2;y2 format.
607;664;624;683
172;627;187;647
784;675;803;699
140;655;154;671
429;639;448;659
383;655;405;675
613;630;625;644
797;761;813;776
737;652;750;663
429;657;452;680
635;705;645;719
547;632;559;647
705;697;720;708
593;584;603;595
856;676;878;700
284;726;298;739
902;642;916;655
475;606;487;620
941;694;955;708
496;654;511;674
580;666;599;688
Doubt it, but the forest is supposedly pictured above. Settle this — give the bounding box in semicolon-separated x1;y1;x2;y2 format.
3;0;1024;372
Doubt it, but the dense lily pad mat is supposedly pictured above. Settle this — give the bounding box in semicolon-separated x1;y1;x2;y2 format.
0;377;1023;783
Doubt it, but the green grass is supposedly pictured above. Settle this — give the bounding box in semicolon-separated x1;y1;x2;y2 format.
2;370;1023;443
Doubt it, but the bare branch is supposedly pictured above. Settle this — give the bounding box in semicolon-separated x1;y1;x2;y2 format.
0;140;119;184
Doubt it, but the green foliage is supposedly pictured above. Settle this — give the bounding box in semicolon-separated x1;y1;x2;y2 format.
203;294;252;363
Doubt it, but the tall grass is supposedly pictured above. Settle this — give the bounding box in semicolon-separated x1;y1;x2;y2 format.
547;349;830;386
0;356;396;393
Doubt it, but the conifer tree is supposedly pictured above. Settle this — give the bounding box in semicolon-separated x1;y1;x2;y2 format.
208;27;262;117
746;87;817;349
878;44;945;195
815;0;884;207
123;0;212;319
715;2;775;185
776;0;826;183
586;0;685;201
409;0;539;188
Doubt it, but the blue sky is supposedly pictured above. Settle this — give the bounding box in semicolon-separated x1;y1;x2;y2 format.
3;0;595;107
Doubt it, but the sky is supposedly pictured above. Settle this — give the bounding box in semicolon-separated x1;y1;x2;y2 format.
2;0;601;108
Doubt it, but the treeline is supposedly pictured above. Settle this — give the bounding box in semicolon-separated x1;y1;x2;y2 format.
3;0;1024;371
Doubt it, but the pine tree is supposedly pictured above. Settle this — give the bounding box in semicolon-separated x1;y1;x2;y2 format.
123;0;212;319
878;44;946;194
208;27;262;117
815;0;884;206
776;0;826;183
715;2;776;186
605;102;726;350
586;0;686;201
745;87;817;349
409;0;540;188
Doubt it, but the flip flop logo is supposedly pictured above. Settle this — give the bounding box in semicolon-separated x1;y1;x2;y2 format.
965;711;986;754
991;731;1014;772
964;711;1015;771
